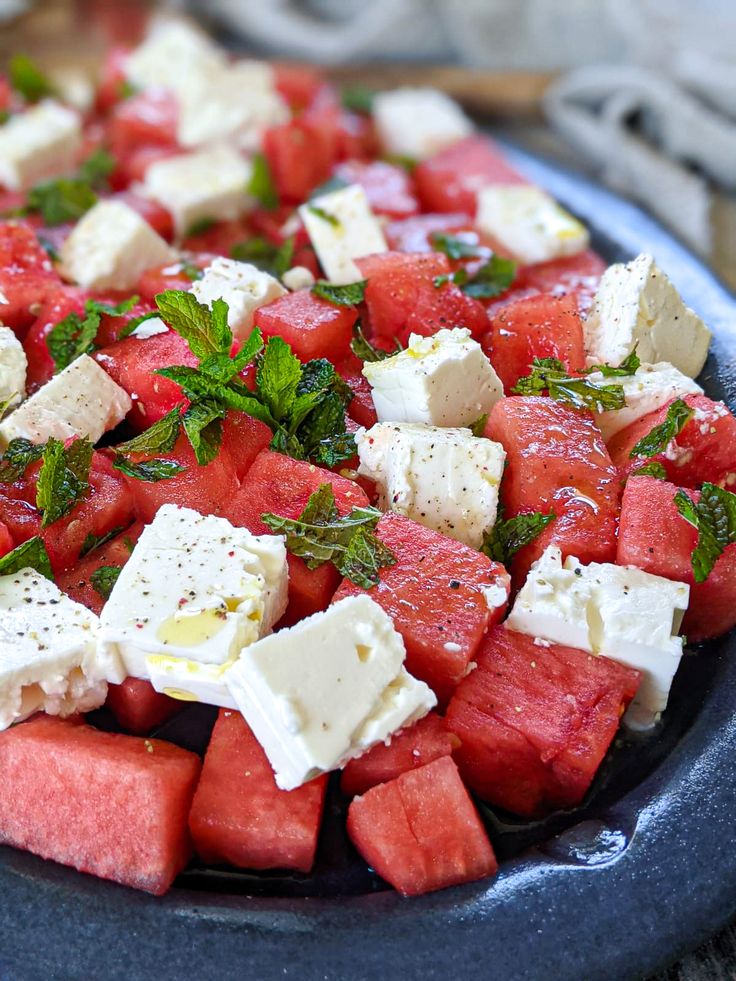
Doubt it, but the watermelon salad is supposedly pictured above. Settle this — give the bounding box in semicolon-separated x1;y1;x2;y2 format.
0;21;734;900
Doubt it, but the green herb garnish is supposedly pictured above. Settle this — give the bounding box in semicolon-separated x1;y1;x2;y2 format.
247;152;279;210
482;508;556;566
350;322;401;363
0;536;53;580
674;483;736;583
80;525;126;558
9;54;57;102
90;565;122;600
112;456;186;482
231;235;295;279
47;296;138;372
0;438;45;483
312;279;367;307
307;204;341;228
35;437;93;527
341;84;375;114
629;399;694;460
584;346;641;378
435;255;516;299
630;461;668;480
513;357;626;412
430;232;486;260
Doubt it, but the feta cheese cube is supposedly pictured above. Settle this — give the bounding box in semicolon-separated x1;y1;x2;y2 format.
583;254;712;378
0;568;108;731
124;19;226;98
356;422;505;548
362;327;503;427
372;87;473;161
146;654;238;709
0;100;81;191
506;546;690;730
300;184;387;285
142;145;253;239
282;265;315;292
190;257;286;341
0;326;27;409
476;185;589;265
0;355;132;448
99;504;289;685
588;361;704;441
59;200;175;291
225;595;436;790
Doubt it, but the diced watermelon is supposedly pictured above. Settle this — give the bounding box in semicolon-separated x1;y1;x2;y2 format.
253;288;358;363
0;715;201;895
514;250;606;313
608;394;736;487
486;396;621;584
0;222;61;335
0;493;41;546
182;218;251;257
96;46;132;113
273;63;324;111
357;251;489;346
414;135;527;215
0;520;13;557
57;521;143;615
23;286;88;392
384;212;475;253
224;449;369;623
112;144;179;187
220;411;273;481
333;512;510;704
617;475;736;642
336;354;378;428
249;206;310;249
263;116;336;202
137;258;210;303
341;712;454;797
91;295;156;347
105;678;183;736
189;709;327;872
107;90;179;159
335;160;419;219
485;293;586;393
347;756;497;896
445;626;640;817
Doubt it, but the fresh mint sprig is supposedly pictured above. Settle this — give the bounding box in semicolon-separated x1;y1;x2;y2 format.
513;357;626;412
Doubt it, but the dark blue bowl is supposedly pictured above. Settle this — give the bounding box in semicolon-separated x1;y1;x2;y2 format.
2;143;736;981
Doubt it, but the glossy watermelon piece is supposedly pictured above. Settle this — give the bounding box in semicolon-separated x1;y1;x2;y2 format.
105;678;183;736
253;288;358;363
0;715;200;895
107;89;179;159
263;116;336;203
22;286;88;391
336;354;378;428
0;493;41;547
0;520;13;557
446;626;640;817
347;756;497;896
182;218;251;257
485;293;587;393
220;410;273;481
617;475;736;642
608;394;736;488
414;135;527;215
333;512;510;705
57;521;143;615
486;396;621;584
335;160;419;219
189;709;327;872
341;712;455;797
137;257;211;302
0;222;61;335
514;250;606;313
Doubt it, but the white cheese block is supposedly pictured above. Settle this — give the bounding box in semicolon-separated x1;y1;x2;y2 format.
282;265;315;291
0;326;27;409
583;254;712;379
124;19;226;98
99;504;289;685
589;361;704;441
142;145;253;239
0;100;81;192
225;595;436;790
0;568;108;731
356;422;505;549
299;183;387;285
146;654;238;709
50;67;95;113
372;87;473;161
362;328;503;427
190;257;286;341
476;185;589;265
128;316;169;340
59;200;175;291
506;546;690;730
0;355;132;448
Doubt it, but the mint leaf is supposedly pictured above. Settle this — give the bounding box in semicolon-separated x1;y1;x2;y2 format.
182;402;224;466
77;149;116;188
230;235;295;279
185;217;216;238
585;345;641;378
117;309;161;341
155;290;232;360
307;204;341;228
0;438;45;483
80;525;125;557
256;335;302;420
112;456;185;482
675;483;736;583
9;54;56;102
90;565;122;600
36;437;93;527
433;256;516;298
630;398;694;459
341;85;374;114
26;178;98;227
630;461;667;480
261;483;396;588
114;406;183;455
0;536;53;580
312;279;367;307
470;414;488;437
513;357;626;412
47;296;138;372
350;322;401;362
482;509;556;566
430;232;486;260
247;152;278;210
382;154;417;173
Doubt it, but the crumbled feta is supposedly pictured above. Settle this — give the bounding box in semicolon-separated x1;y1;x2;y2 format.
124;19;225;98
476;185;589;265
0;326;27;410
583;254;712;378
0;100;81;191
225;595;436;790
191;257;286;341
356;422;505;548
300;183;387;285
282;265;315;291
372;87;473;160
362;327;503;427
506;546;690;730
59;200;175;291
128;316;169;340
0;355;132;447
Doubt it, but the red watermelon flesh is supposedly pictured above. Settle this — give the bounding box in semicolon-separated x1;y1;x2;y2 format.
57;521;143;615
105;678;183;736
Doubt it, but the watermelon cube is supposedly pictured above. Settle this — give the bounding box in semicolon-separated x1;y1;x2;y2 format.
22;286;88;392
0;715;201;894
384;212;475;254
105;677;182;736
335;159;419;219
337;355;379;428
333;512;510;705
514;250;606;314
253;288;358;363
347;756;497;896
189;710;327;873
445;626;640;817
0;221;61;334
57;521;143;615
341;712;455;797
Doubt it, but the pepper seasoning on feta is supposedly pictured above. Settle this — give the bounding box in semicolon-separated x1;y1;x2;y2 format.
372;87;474;160
0;569;108;732
0;326;27;410
0;355;132;448
99;505;289;708
0;100;81;192
59;200;175;291
225;595;436;790
475;185;589;265
362;328;503;427
190;257;286;341
583;253;712;378
506;546;690;730
299;184;388;285
356;423;505;549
